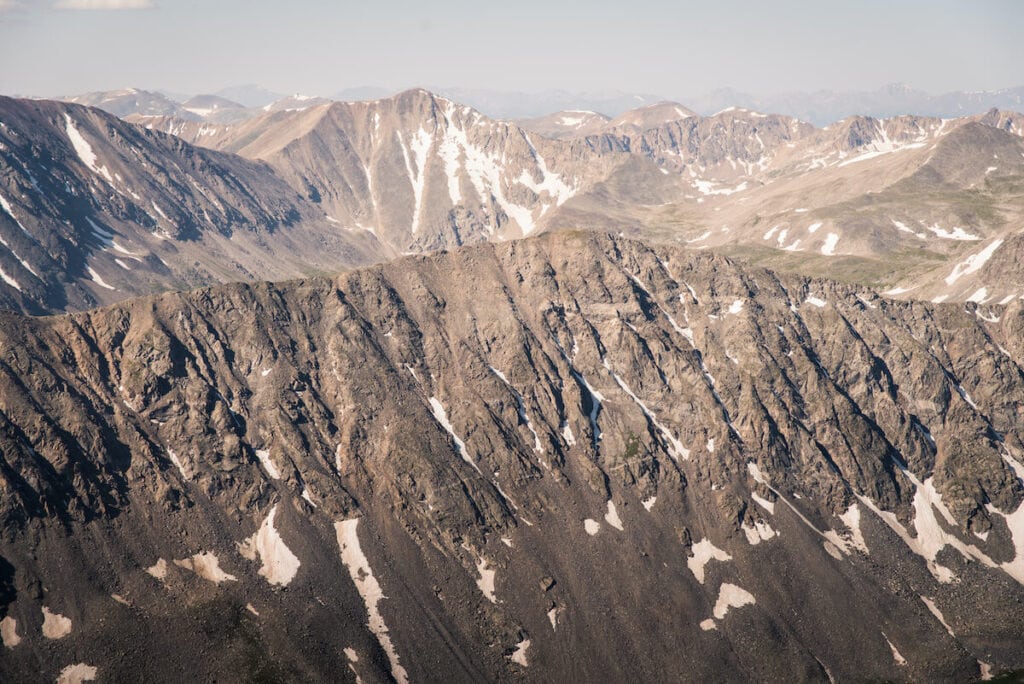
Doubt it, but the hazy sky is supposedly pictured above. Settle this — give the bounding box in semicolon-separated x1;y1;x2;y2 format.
1;0;1022;98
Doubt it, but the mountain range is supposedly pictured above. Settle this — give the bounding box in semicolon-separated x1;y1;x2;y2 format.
3;84;1024;681
56;83;1024;125
3;87;1022;314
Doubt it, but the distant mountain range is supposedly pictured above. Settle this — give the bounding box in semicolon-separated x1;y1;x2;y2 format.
53;82;1024;126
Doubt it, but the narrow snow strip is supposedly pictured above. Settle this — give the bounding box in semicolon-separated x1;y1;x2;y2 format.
0;266;20;291
335;518;409;684
687;539;732;584
747;462;850;557
712;583;756;619
237;505;301;586
927;223;980;241
604;500;624;531
945;240;1004;286
429;397;482;474
173;552;237;584
603;359;689;460
884;634;907;666
86;266;115;290
0;192;32;236
166;449;189;479
41;607;72;639
548;607;559;630
920;596;955;637
804;296;827;308
64;114;113;183
254;449;281;479
490;367;544;455
751;492;775;514
571;371;604;445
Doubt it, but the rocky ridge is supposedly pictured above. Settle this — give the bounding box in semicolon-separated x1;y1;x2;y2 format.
1;233;1023;681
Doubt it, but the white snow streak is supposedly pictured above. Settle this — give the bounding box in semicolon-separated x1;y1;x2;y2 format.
429;397;481;474
945;240;1004;286
335;519;409;684
254;449;281;479
64;114;112;183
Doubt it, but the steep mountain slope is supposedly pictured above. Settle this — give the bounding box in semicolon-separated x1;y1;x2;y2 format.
0;96;383;314
159;89;642;253
1;233;1023;681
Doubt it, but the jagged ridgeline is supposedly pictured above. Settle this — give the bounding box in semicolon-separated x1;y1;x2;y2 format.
1;233;1022;681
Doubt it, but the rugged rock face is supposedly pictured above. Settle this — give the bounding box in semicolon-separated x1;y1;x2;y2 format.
0;96;384;314
1;233;1023;681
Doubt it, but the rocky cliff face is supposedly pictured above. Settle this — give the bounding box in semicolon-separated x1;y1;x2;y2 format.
1;233;1022;681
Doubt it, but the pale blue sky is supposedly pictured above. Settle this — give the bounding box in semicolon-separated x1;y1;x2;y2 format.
1;0;1022;98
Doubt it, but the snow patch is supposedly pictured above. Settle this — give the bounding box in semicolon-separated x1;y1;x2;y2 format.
173;552;237;584
945;240;1004;286
920;595;955;637
146;558;168;580
927;223;981;241
57;664;98;684
742;520;777;545
885;635;907;666
64;114;113;183
41;607;72;639
1;616;20;648
255;449;281;479
604;500;624;530
476;557;497;603
429;397;481;474
687;539;732;584
712;583;756;619
751;492;775;514
237;505;301;587
86;266;115;291
509;638;530;666
821;233;840;255
642;496;657;511
584;519;601;535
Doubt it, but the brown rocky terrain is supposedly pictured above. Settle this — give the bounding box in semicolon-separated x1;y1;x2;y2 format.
1;233;1022;681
